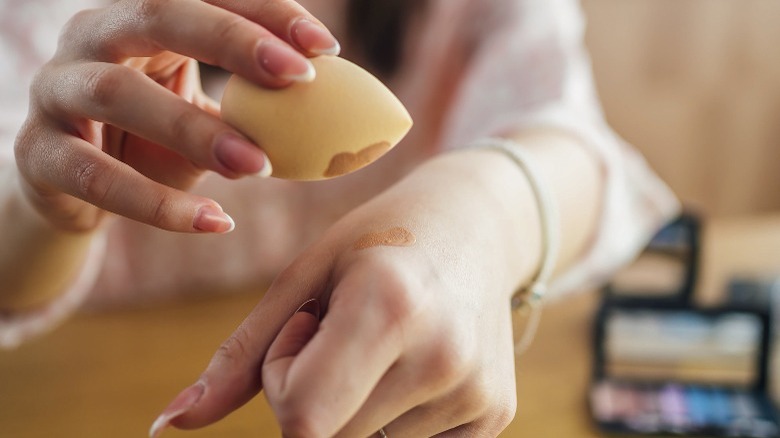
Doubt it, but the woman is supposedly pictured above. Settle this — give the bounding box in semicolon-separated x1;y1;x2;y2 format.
0;0;677;436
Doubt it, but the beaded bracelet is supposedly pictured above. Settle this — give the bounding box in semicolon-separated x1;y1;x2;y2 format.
471;137;561;354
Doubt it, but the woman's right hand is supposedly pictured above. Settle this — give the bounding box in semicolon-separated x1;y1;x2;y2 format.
14;0;339;234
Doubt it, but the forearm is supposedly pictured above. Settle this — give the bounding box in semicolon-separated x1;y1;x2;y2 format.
0;167;96;311
506;129;603;275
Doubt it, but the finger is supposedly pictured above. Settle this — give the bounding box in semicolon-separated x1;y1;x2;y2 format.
331;360;446;438
193;90;221;118
38;61;270;178
333;344;472;438
433;410;517;438
205;0;341;56
157;252;335;431
387;374;517;438
60;0;337;86
262;299;320;399
359;326;517;438
18;127;234;234
378;391;483;438
264;267;408;438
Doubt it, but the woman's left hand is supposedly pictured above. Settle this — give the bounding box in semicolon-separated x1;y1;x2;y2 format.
151;149;541;437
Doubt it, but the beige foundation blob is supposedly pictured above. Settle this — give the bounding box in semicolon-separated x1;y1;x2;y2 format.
353;227;416;250
324;141;391;178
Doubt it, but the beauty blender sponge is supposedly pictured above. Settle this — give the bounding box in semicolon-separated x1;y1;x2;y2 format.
220;56;413;180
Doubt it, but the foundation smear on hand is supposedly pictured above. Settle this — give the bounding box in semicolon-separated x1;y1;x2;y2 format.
353;227;416;250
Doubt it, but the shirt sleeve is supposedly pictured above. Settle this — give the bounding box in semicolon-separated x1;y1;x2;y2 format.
438;0;681;297
0;231;108;349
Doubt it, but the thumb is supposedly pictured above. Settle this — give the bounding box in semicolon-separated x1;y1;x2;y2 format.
263;299;321;402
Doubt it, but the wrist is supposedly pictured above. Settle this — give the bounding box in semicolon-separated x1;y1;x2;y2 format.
0;169;98;311
395;148;545;302
470;138;561;307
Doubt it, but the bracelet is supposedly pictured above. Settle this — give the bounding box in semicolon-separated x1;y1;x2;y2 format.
470;137;561;354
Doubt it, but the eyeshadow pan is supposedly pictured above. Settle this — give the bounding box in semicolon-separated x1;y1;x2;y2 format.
658;384;689;431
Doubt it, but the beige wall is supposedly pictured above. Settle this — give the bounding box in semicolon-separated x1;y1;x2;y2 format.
583;0;780;216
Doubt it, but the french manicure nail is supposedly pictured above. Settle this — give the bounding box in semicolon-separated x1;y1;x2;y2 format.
149;382;205;438
256;41;316;82
291;19;341;56
193;205;235;234
295;298;320;319
257;156;273;178
214;133;271;177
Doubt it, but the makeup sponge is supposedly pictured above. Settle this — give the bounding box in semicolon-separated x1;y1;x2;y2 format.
220;56;413;180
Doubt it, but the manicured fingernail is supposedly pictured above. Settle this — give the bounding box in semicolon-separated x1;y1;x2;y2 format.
256;41;315;82
214;133;271;177
149;382;205;438
295;298;320;319
193;205;235;234
291;19;341;56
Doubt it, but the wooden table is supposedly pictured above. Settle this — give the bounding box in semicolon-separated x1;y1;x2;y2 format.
2;215;779;437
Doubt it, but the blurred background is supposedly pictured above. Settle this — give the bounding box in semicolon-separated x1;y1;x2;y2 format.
584;0;780;217
581;3;780;436
2;1;780;437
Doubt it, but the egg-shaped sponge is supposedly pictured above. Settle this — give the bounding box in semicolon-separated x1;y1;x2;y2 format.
220;56;413;180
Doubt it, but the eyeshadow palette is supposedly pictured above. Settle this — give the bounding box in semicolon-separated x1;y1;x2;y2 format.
590;303;780;437
591;380;779;437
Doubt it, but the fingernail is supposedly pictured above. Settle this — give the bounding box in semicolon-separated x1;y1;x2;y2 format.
149;382;205;438
295;298;320;319
193;205;235;234
291;19;341;56
214;133;272;177
256;41;316;82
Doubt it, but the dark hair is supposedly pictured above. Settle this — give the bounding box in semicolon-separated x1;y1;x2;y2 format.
346;0;426;77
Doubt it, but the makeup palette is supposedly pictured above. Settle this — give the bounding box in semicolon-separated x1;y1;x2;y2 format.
591;380;779;437
590;304;780;437
590;213;780;436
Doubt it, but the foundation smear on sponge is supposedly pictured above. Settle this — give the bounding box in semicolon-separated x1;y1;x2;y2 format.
353;227;416;250
324;141;391;178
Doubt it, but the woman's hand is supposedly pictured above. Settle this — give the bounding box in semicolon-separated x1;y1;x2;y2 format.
14;0;339;233
151;149;546;437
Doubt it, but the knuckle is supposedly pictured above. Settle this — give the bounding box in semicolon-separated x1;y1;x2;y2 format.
367;262;421;331
74;158;116;205
423;332;473;388
379;286;417;333
58;9;94;46
169;107;200;154
29;65;50;99
214;328;251;369
214;15;249;43
58;9;114;60
82;65;126;109
458;379;493;419
13;123;37;167
134;0;165;22
12;121;48;187
209;16;251;66
273;395;329;438
29;64;60;112
148;191;176;229
492;394;518;431
277;412;325;438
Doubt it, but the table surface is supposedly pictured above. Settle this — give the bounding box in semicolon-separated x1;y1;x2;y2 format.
2;215;779;438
